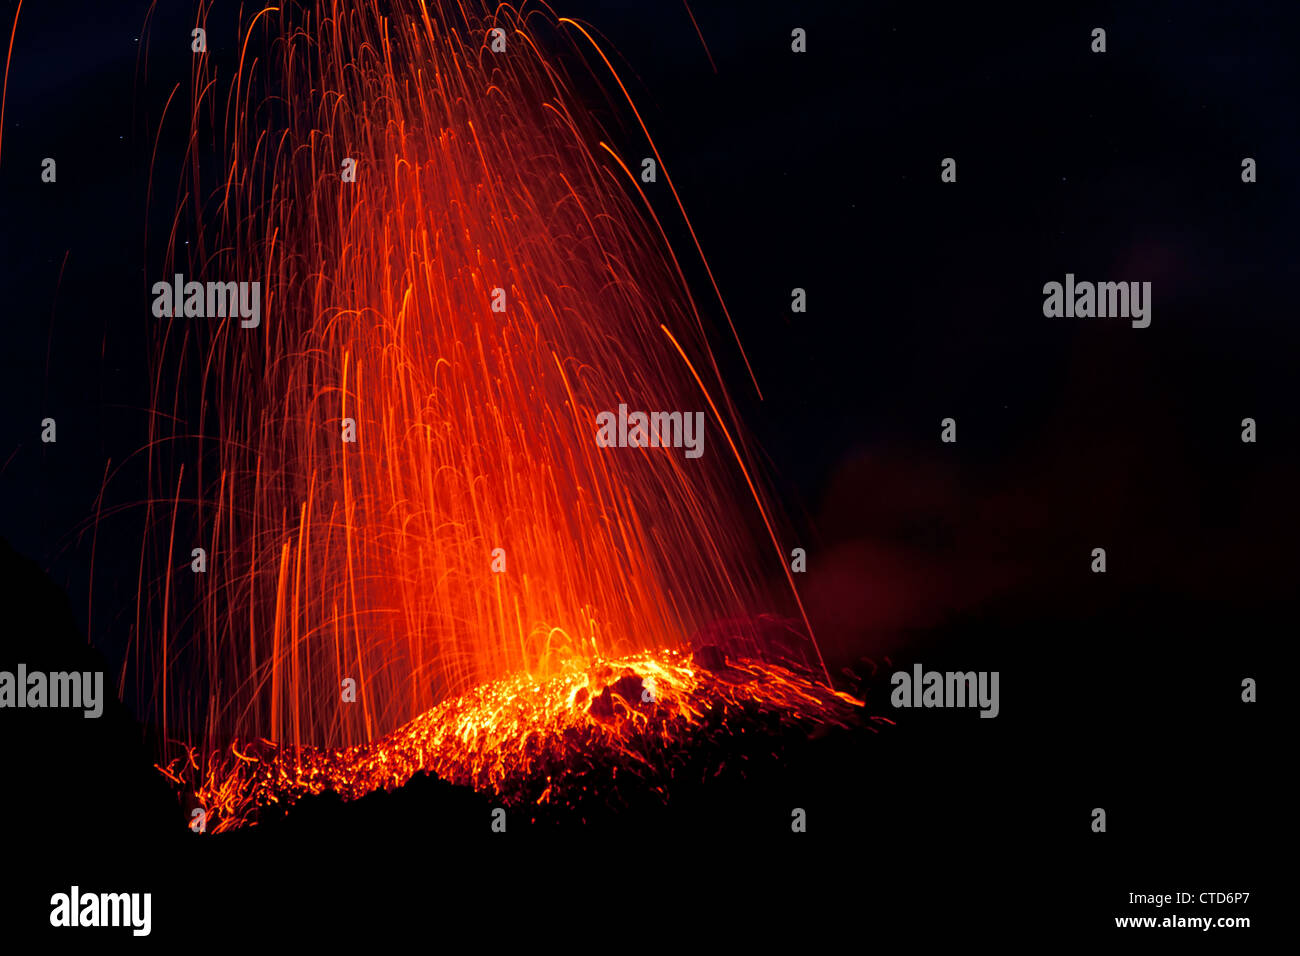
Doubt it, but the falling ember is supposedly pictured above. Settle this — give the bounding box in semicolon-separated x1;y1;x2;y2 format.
125;0;844;825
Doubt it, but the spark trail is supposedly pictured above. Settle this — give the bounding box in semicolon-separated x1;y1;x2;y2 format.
123;0;841;827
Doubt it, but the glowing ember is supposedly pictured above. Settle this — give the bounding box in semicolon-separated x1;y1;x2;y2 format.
124;0;836;819
161;651;866;833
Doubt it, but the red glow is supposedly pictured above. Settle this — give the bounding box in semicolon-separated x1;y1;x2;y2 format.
161;651;865;832
126;0;834;825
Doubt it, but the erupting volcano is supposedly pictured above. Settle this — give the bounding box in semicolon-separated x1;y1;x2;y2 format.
120;0;858;831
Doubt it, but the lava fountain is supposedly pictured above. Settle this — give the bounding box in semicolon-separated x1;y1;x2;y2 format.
122;0;856;831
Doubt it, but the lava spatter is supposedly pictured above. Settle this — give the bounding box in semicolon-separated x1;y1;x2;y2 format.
165;651;866;833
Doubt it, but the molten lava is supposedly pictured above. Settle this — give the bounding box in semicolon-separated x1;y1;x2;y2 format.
118;0;842;824
163;650;866;833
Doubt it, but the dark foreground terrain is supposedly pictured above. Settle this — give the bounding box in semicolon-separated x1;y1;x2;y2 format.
0;536;1277;943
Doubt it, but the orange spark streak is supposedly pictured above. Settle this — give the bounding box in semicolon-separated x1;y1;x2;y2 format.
118;0;833;814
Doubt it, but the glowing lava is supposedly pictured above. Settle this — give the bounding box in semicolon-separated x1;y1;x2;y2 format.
160;649;865;833
116;0;839;822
